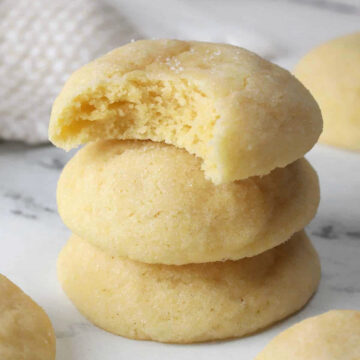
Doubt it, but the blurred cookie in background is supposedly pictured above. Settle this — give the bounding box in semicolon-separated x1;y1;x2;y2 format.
295;32;360;151
256;310;360;360
0;274;56;360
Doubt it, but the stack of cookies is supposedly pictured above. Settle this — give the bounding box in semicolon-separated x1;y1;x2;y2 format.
50;40;323;343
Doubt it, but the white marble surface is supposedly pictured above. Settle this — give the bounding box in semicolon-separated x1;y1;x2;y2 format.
0;1;360;359
1;142;359;359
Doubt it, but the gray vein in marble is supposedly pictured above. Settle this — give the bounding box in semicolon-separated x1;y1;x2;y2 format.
312;225;338;239
320;256;349;267
56;322;95;339
346;231;360;239
3;190;56;218
287;0;360;14
10;209;38;220
328;284;360;294
37;156;66;170
310;223;360;241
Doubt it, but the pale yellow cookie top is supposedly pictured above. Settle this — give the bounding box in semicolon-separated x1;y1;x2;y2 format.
256;310;360;360
0;274;56;360
294;32;360;151
49;39;322;183
57;140;319;264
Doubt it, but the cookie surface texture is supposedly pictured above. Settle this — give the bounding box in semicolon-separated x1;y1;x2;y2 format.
57;140;320;264
295;32;360;150
0;274;56;360
57;231;320;343
50;39;322;183
256;310;360;360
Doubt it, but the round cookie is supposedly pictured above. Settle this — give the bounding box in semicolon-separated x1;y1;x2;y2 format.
0;274;56;360
256;310;360;359
295;32;360;151
49;39;322;184
57;140;320;265
58;231;320;343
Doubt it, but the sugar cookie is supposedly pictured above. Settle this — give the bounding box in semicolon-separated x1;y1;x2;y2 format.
57;140;320;264
50;39;322;183
295;33;360;150
256;310;360;359
58;231;320;343
0;274;56;360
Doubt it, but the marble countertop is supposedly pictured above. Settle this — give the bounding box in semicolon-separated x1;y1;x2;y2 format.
1;1;360;359
1;142;359;359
